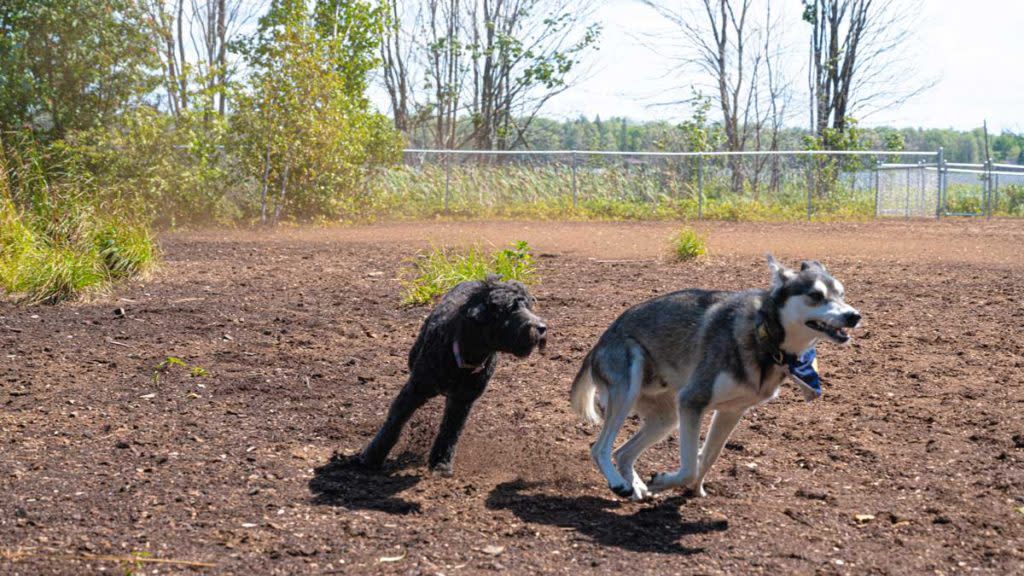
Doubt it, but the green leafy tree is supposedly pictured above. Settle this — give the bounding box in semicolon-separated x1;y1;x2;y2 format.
379;0;601;150
0;0;159;137
678;92;722;153
314;0;385;98
232;0;401;223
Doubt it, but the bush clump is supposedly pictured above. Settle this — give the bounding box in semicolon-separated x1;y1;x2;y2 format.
1;135;156;304
670;227;707;261
402;240;536;305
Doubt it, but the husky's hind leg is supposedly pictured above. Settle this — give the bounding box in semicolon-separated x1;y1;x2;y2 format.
614;406;676;501
589;344;643;499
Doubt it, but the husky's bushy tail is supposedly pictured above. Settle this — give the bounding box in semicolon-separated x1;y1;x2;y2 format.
570;350;602;424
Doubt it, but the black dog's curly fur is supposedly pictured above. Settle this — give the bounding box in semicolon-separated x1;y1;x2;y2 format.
359;276;547;474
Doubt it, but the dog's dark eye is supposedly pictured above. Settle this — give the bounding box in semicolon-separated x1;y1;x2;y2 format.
807;291;824;304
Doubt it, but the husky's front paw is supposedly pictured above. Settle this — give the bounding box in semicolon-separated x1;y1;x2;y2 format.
629;476;652;501
684;482;708;498
609;481;634;499
648;470;700;495
647;471;681;494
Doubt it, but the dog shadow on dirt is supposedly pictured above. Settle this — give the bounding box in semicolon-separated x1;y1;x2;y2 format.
308;452;424;515
485;479;727;555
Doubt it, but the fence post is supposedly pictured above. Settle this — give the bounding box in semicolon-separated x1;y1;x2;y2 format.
806;154;813;222
905;161;911;218
444;151;451;214
985;157;992;220
935;147;944;219
697;154;704;220
994;172;1000;216
919;160;925;216
571;151;578;209
873;157;880;218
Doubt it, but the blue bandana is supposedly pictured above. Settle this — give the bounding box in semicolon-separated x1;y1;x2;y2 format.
786;347;821;401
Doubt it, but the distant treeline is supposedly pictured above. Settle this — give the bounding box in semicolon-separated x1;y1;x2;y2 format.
406;115;1024;164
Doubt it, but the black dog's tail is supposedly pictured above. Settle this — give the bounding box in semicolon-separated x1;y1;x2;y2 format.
570;349;602;425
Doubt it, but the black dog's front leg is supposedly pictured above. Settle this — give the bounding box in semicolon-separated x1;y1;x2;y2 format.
360;381;432;469
428;390;482;475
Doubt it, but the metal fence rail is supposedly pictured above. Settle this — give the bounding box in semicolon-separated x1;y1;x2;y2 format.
390;148;1023;220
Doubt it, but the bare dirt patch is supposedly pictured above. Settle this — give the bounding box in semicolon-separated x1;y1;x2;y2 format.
2;220;1022;574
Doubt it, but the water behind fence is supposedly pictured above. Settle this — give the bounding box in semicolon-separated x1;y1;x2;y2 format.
387;149;1024;220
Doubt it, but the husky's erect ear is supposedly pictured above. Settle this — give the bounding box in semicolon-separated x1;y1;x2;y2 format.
766;254;795;290
800;260;826;273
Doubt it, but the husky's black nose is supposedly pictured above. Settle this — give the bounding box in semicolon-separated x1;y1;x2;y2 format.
844;312;861;327
536;323;547;336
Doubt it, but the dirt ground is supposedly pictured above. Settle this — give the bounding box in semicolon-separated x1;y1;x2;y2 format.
1;219;1023;575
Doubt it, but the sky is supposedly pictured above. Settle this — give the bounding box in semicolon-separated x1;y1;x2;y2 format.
539;0;1024;132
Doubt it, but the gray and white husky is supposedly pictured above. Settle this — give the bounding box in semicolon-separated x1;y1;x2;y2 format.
570;255;861;500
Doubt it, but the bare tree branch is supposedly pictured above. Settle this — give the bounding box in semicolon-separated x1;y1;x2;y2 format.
805;0;933;143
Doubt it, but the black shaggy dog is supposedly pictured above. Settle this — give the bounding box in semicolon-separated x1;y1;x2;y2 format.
358;276;547;475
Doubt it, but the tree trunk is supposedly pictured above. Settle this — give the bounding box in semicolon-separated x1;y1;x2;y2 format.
176;0;189;111
259;143;271;224
216;0;227;115
272;149;291;226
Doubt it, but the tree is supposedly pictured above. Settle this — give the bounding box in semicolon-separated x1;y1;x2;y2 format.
378;0;601;149
802;0;930;146
378;0;417;133
643;0;789;192
0;0;159;136
143;0;263;117
232;0;401;223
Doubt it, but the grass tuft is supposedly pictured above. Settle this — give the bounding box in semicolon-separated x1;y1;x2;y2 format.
1;132;158;305
670;227;707;261
15;244;106;304
0;205;157;303
402;240;536;305
95;222;156;279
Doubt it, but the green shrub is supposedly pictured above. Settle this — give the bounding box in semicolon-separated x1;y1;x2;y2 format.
999;184;1024;215
491;240;536;281
94;222;156;278
1;133;157;304
0;199;38;293
670;227;707;261
945;194;982;215
0;216;156;304
66;108;242;227
14;243;106;305
402;240;537;305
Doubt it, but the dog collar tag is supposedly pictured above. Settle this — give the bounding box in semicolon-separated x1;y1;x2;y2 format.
785;348;821;401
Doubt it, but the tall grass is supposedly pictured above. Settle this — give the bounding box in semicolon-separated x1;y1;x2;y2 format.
0;132;157;304
402;240;536;305
369;164;878;222
670;227;707;261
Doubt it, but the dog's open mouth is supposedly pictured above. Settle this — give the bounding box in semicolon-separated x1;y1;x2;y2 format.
805;320;851;343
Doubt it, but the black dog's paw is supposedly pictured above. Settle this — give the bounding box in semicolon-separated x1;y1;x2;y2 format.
358;457;384;470
326;451;380;472
609;482;634;499
428;462;454;477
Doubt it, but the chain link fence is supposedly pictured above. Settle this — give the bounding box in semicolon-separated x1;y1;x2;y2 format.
379;148;1024;220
